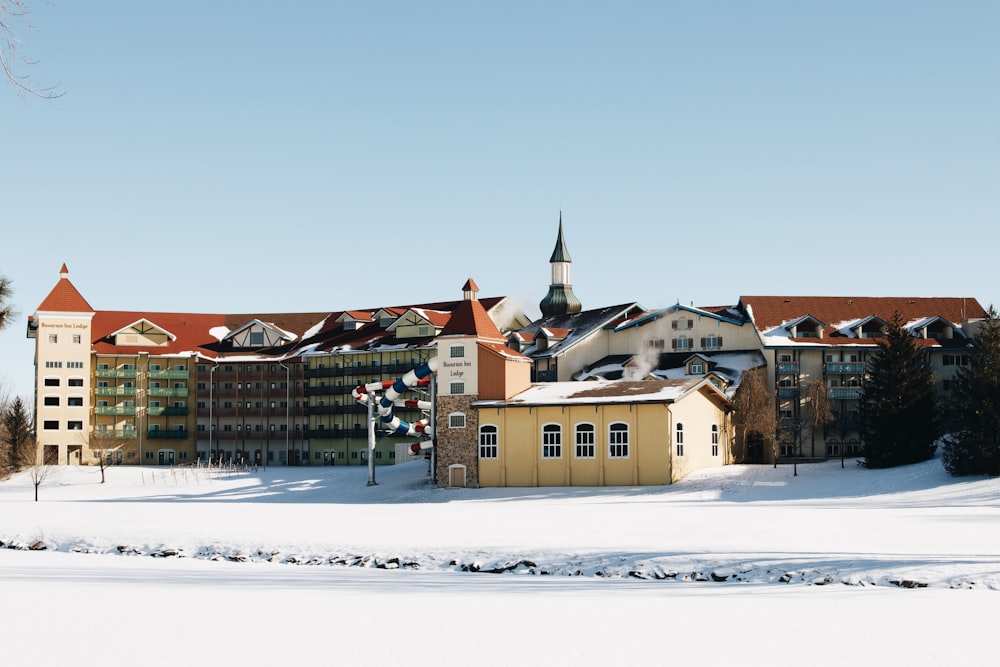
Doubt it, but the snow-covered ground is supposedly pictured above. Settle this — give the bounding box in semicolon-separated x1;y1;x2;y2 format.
2;455;998;666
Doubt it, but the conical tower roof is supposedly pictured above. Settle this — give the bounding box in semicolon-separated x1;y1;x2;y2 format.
37;264;94;313
549;211;572;263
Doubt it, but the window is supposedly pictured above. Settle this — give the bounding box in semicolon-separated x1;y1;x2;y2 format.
43;420;59;430
67;361;83;369
575;423;595;458
72;334;82;344
672;337;692;350
479;425;498;459
449;413;466;429
45;361;63;369
450;382;465;395
48;334;58;344
67;421;83;430
68;378;83;387
44;377;60;387
150;363;162;371
68;397;84;407
450;345;465;359
647;338;665;349
676;423;684;456
690;362;705;374
250;331;264;346
779;354;792;363
44;396;59;406
711;425;719;457
672;319;693;330
609;423;629;458
542;424;562;458
702;335;723;349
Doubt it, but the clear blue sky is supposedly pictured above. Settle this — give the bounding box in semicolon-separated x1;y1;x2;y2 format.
2;1;998;401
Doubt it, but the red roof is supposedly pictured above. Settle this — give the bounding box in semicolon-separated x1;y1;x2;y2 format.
90;311;227;356
741;296;986;333
36;265;94;313
439;298;505;341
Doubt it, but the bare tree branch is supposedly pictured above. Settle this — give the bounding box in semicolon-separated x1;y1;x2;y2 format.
1;0;62;99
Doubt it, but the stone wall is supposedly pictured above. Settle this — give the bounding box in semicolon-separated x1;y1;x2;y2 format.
435;394;479;487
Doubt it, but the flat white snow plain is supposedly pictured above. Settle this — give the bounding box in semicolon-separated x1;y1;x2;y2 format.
2;454;998;666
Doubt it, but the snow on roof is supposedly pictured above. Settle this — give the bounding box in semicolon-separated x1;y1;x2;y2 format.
477;377;711;407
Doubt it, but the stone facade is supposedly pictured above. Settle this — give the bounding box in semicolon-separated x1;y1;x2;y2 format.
435;394;479;487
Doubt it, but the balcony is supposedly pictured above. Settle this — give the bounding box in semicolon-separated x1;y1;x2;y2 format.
148;388;189;398
99;429;137;439
534;370;558;383
146;406;188;417
96;386;137;397
147;429;189;439
96;369;137;379
778;387;800;399
306;427;367;440
94;405;137;416
825;362;865;375
305;362;422;379
305;404;366;416
776;362;799;374
828;387;862;400
149;369;190;380
779;418;800;431
305;384;354;397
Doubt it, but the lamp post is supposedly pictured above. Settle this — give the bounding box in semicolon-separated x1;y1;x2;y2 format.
279;360;289;468
208;363;217;465
137;352;148;465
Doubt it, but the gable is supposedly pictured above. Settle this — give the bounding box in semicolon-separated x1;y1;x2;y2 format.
111;319;175;347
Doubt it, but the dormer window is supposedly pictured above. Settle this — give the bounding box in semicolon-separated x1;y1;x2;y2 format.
689;361;705;374
250;331;264;346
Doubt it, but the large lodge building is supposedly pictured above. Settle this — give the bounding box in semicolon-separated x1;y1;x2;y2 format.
27;222;988;486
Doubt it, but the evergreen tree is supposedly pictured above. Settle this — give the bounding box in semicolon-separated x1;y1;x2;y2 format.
860;311;938;468
0;273;14;331
942;306;1000;476
2;396;34;470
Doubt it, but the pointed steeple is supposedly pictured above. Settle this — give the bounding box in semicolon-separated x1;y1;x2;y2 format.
539;212;582;317
549;211;572;263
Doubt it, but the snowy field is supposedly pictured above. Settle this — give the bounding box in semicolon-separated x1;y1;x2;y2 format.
2;455;998;666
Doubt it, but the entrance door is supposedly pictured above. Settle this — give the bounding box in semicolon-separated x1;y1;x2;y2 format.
448;464;466;488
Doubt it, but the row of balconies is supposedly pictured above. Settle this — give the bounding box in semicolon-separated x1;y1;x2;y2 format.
778;386;862;400
96;429;189;439
94;406;189;416
95;387;189;397
304;362;423;379
779;418;861;432
776;362;866;375
96;369;190;379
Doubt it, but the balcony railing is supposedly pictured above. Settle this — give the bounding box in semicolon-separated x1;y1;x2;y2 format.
305;362;422;379
306;427;367;440
94;405;137;416
148;388;189;398
776;362;799;374
95;387;137;397
825;362;865;375
534;370;558;383
305;404;366;416
828;387;862;400
147;429;189;439
146;406;188;417
778;387;800;398
96;369;137;379
149;369;190;380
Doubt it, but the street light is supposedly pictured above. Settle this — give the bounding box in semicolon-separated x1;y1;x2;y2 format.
279;360;290;468
208;362;218;465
